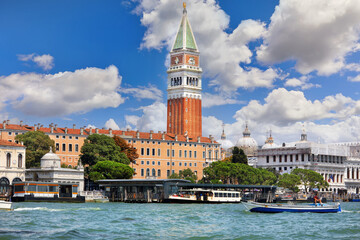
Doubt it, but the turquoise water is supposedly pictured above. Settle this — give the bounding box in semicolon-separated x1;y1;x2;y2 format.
1;202;360;239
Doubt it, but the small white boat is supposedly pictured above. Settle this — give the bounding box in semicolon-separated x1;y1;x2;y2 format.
0;200;13;210
242;201;341;213
168;189;241;203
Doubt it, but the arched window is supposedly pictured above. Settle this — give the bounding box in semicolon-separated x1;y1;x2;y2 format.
157;169;161;177
0;177;10;195
6;153;11;167
146;168;150;177
152;168;156;176
18;154;23;168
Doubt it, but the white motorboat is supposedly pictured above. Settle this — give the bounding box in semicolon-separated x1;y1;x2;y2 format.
0;200;13;210
168;189;241;203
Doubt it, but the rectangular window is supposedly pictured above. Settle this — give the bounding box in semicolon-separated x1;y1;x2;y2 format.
141;160;144;165
179;162;182;166
68;144;73;152
152;148;155;156
194;163;197;167
167;149;170;157
189;163;192;167
38;185;48;192
179;150;182;157
158;161;160;166
203;151;206;159
172;150;175;157
279;155;282;163
62;144;66;151
152;161;155;165
215;151;218;159
185;163;187;167
146;148;150;156
208;150;212;159
158;149;161;156
167;162;170;166
62;136;66;139
194;151;197;158
69;136;72;139
296;154;299;161
157;169;161;177
266;156;269;163
184;150;187;158
75;136;79;140
284;167;287;170
167;170;170;177
141;148;144;155
146;161;150;165
273;156;276;162
189;151;192;158
172;162;175;166
75;144;79;152
284;155;287;162
8;132;12;135
290;155;293;162
56;143;60;151
56;135;59;139
301;154;305;162
141;169;144;177
172;170;175;174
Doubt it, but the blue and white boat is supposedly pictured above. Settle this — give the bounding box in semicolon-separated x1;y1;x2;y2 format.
242;201;341;213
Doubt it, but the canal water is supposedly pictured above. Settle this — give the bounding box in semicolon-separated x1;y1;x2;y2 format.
1;202;360;239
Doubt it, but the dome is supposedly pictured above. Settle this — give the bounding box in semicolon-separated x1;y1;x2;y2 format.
41;147;61;169
236;137;258;149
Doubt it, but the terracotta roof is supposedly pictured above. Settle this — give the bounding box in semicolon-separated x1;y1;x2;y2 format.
0;123;218;144
0;139;24;147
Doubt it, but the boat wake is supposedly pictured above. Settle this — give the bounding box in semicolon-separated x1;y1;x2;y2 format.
14;207;101;212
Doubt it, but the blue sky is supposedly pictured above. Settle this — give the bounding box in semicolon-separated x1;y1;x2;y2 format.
1;0;360;146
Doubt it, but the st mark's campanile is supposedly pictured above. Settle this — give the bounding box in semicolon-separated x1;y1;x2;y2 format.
167;3;202;138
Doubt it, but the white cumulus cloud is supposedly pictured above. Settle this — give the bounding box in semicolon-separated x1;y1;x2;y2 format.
257;0;360;76
284;76;321;90
120;84;163;101
18;53;55;70
202;92;244;108
0;65;124;117
104;118;120;130
125;102;167;132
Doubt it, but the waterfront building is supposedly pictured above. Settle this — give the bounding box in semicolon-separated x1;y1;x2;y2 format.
0;139;26;197
25;148;84;191
167;3;202;138
257;131;351;193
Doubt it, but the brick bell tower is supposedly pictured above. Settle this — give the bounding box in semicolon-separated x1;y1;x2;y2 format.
167;2;202;137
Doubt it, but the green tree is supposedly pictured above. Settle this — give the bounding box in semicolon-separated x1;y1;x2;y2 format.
277;173;301;193
168;173;180;179
231;147;248;164
88;160;134;181
257;168;278;185
15;131;55;168
292;168;329;192
80;134;130;166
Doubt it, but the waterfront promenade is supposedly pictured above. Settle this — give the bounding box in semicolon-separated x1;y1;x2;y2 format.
1;202;360;239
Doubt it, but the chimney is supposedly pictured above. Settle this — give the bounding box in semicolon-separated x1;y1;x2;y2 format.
197;136;201;143
136;130;140;139
50;124;54;133
186;135;189;142
2;121;6;129
65;127;68;134
20;121;23;127
175;135;178;141
7;120;10;124
38;123;40;128
73;124;76;129
95;128;99;134
34;124;37;131
150;130;153;139
80;128;84;135
109;128;112;136
54;124;58;130
162;132;165;140
89;127;92;135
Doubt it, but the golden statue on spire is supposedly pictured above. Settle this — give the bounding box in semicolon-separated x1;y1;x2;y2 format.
183;2;186;9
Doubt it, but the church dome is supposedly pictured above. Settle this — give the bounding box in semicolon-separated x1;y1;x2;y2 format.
261;131;277;149
41;147;61;169
217;139;234;150
235;123;258;156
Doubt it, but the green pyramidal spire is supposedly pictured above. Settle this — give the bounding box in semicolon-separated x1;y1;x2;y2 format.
172;3;198;52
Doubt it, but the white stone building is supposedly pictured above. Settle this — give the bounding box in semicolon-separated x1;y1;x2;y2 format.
26;148;84;191
0;140;26;196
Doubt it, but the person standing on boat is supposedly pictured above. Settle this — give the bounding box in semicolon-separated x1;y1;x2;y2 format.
314;191;322;205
